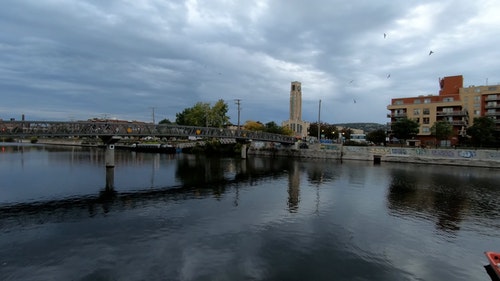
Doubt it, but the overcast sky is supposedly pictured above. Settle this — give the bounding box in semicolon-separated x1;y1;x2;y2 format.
1;0;499;125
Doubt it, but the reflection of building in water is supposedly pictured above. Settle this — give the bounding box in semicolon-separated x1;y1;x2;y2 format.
387;168;469;233
287;161;300;212
282;81;310;139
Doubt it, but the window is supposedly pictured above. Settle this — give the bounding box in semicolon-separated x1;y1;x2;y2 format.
488;86;497;91
475;88;481;93
413;109;421;115
422;127;430;133
424;98;431;104
423;108;430;115
474;110;481;115
414;99;421;104
474;96;481;102
442;107;453;113
394;100;404;105
414;118;420;123
423;117;430;124
443;97;454;102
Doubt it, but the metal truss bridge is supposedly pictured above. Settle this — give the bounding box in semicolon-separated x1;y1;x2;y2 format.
0;120;296;144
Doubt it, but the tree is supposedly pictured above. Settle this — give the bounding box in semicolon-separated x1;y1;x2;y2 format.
430;121;453;147
308;122;338;140
175;100;229;127
264;121;283;134
209;99;230;128
340;127;352;141
467;116;496;147
391;117;419;144
264;121;294;135
158;118;172;124
243;120;264;131
366;129;386;145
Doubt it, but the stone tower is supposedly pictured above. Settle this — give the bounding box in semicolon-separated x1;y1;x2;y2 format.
282;81;310;139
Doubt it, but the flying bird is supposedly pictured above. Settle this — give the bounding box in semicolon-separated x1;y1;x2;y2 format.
387;74;391;79
353;98;356;103
384;33;387;38
429;50;434;56
349;80;354;84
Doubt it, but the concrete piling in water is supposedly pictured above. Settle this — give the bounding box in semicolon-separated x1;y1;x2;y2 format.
241;144;247;159
100;136;122;190
105;144;115;189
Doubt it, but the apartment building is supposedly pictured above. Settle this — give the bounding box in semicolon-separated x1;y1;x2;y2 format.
387;75;500;146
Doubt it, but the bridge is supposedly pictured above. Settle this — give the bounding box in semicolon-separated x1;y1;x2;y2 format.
0;120;296;144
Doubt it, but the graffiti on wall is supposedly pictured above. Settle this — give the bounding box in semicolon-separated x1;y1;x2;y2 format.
487;151;500;159
390;148;407;155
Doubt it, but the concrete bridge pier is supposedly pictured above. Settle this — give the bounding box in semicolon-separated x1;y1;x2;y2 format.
241;144;247;159
100;136;122;190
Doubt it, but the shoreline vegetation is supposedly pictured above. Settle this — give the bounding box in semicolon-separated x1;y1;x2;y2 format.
3;137;500;168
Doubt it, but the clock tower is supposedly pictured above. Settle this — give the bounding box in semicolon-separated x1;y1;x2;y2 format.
282;81;310;139
290;81;302;121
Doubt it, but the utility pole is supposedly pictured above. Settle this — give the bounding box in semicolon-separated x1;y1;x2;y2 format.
235;99;241;130
317;99;321;142
149;107;156;124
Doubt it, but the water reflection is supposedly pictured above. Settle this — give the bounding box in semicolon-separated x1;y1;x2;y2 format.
387;164;500;233
1;145;500;280
0;153;299;228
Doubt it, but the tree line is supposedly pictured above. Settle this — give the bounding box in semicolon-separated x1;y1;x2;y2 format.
157;99;292;135
158;99;499;147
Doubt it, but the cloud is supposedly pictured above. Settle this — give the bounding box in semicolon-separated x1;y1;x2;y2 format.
0;0;499;125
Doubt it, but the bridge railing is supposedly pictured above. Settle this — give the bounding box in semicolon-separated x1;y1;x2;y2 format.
0;121;296;144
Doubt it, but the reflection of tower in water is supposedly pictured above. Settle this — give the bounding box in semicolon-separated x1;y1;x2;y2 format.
287;161;300;212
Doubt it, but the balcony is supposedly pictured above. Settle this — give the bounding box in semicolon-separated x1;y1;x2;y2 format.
388;112;407;118
486;95;500;101
436;110;467;116
486;111;500;116
485;104;500;109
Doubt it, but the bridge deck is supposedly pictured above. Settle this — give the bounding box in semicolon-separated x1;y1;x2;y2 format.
0;121;296;144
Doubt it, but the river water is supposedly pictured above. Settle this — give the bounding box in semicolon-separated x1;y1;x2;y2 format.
0;143;499;281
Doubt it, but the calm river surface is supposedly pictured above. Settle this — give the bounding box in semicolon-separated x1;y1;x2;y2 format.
1;143;499;281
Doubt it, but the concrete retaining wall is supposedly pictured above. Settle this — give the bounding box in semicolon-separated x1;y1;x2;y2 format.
249;143;500;168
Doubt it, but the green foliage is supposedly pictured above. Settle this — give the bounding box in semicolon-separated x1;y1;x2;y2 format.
391;117;419;142
175;99;229;127
366;129;386;145
158;118;172;124
264;121;281;134
243;120;264;131
308;122;339;139
467;117;496;147
430;121;453;145
243;120;291;135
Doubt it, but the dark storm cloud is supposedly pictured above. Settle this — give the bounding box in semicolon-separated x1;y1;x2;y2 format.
0;0;499;124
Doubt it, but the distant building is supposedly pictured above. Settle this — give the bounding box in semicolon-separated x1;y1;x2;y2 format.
282;81;310;139
387;75;500;146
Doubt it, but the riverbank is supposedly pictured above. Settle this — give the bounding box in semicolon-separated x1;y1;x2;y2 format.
248;142;500;168
19;138;500;168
